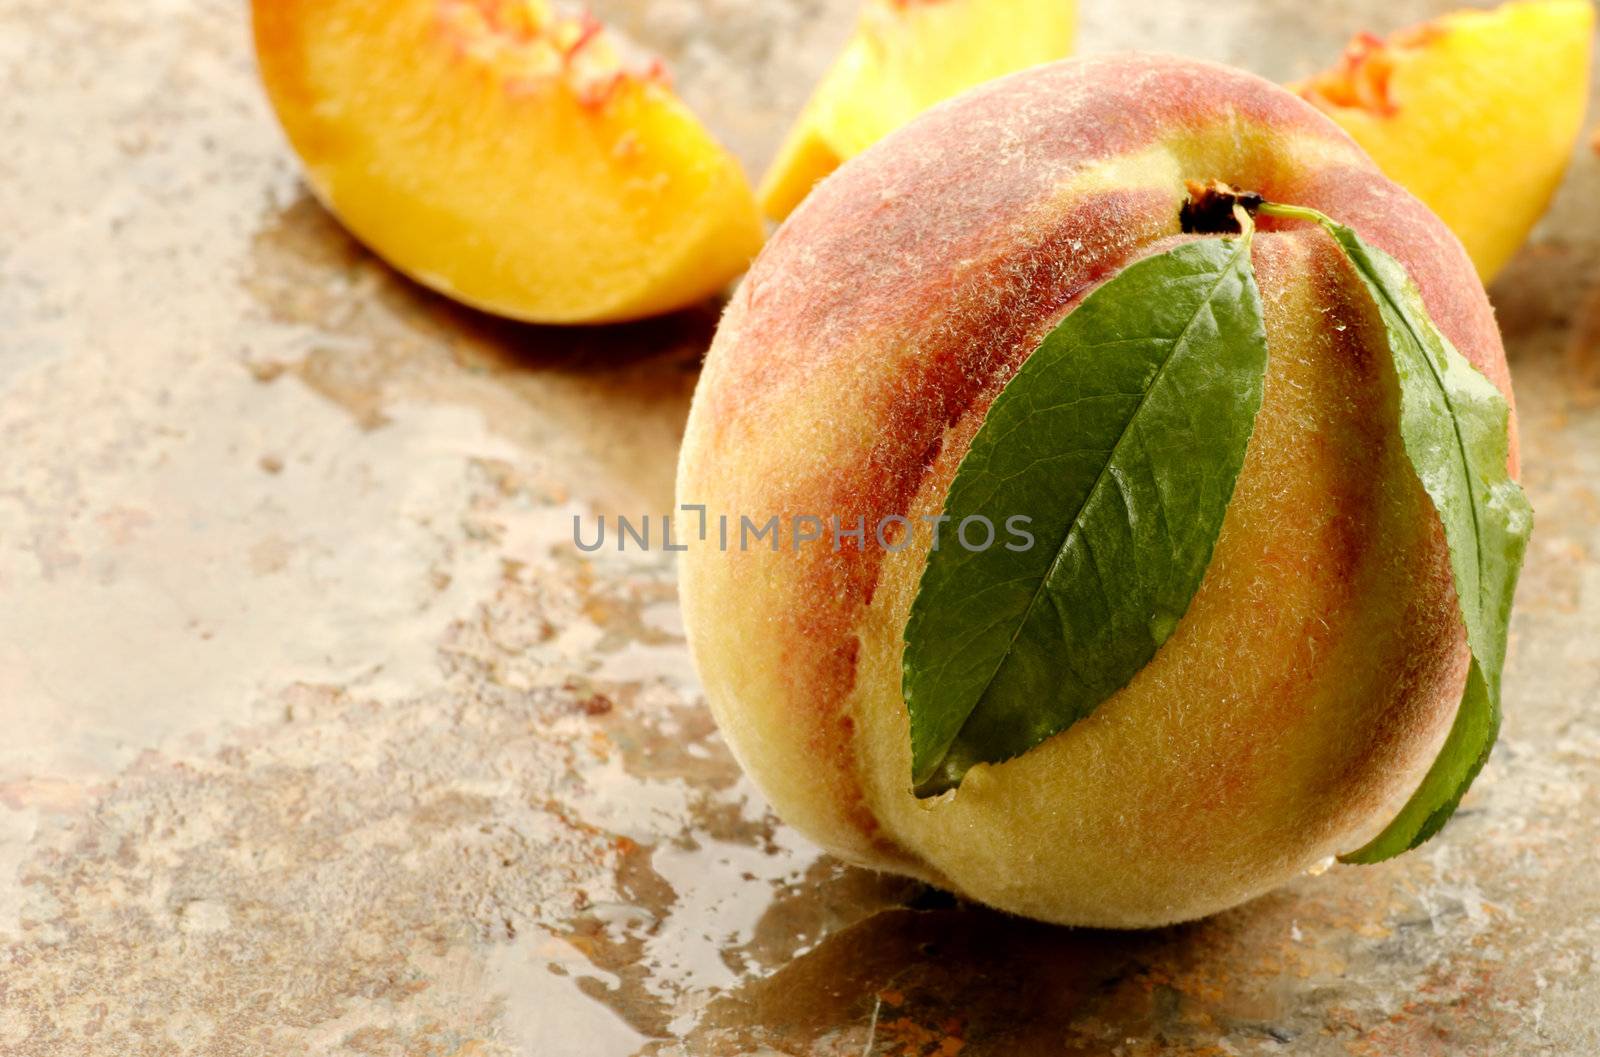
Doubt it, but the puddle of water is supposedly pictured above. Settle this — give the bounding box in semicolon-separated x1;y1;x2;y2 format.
486;930;650;1057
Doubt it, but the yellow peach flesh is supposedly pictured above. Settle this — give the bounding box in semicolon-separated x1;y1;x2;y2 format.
253;0;763;324
1295;0;1594;283
758;0;1076;221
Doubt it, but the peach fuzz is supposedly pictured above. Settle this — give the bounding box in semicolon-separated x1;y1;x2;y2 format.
677;55;1516;928
252;0;762;325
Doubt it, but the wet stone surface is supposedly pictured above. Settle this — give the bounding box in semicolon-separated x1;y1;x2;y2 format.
2;0;1598;1054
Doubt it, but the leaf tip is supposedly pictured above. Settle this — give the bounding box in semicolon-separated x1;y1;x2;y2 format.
912;761;964;800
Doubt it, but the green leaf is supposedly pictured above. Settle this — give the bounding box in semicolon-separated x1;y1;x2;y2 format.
902;228;1269;797
1258;202;1532;864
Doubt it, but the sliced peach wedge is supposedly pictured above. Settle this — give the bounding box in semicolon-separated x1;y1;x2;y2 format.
252;0;763;325
1294;0;1594;283
758;0;1077;222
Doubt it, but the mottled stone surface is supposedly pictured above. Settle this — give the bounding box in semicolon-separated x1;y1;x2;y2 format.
1;1;1597;1054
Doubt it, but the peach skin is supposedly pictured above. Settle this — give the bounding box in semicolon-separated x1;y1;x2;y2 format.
677;54;1516;928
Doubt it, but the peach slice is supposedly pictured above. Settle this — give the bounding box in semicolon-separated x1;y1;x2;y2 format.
252;0;763;325
1294;0;1593;283
757;0;1076;222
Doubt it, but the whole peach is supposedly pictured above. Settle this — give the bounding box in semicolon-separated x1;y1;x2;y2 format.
676;54;1514;927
